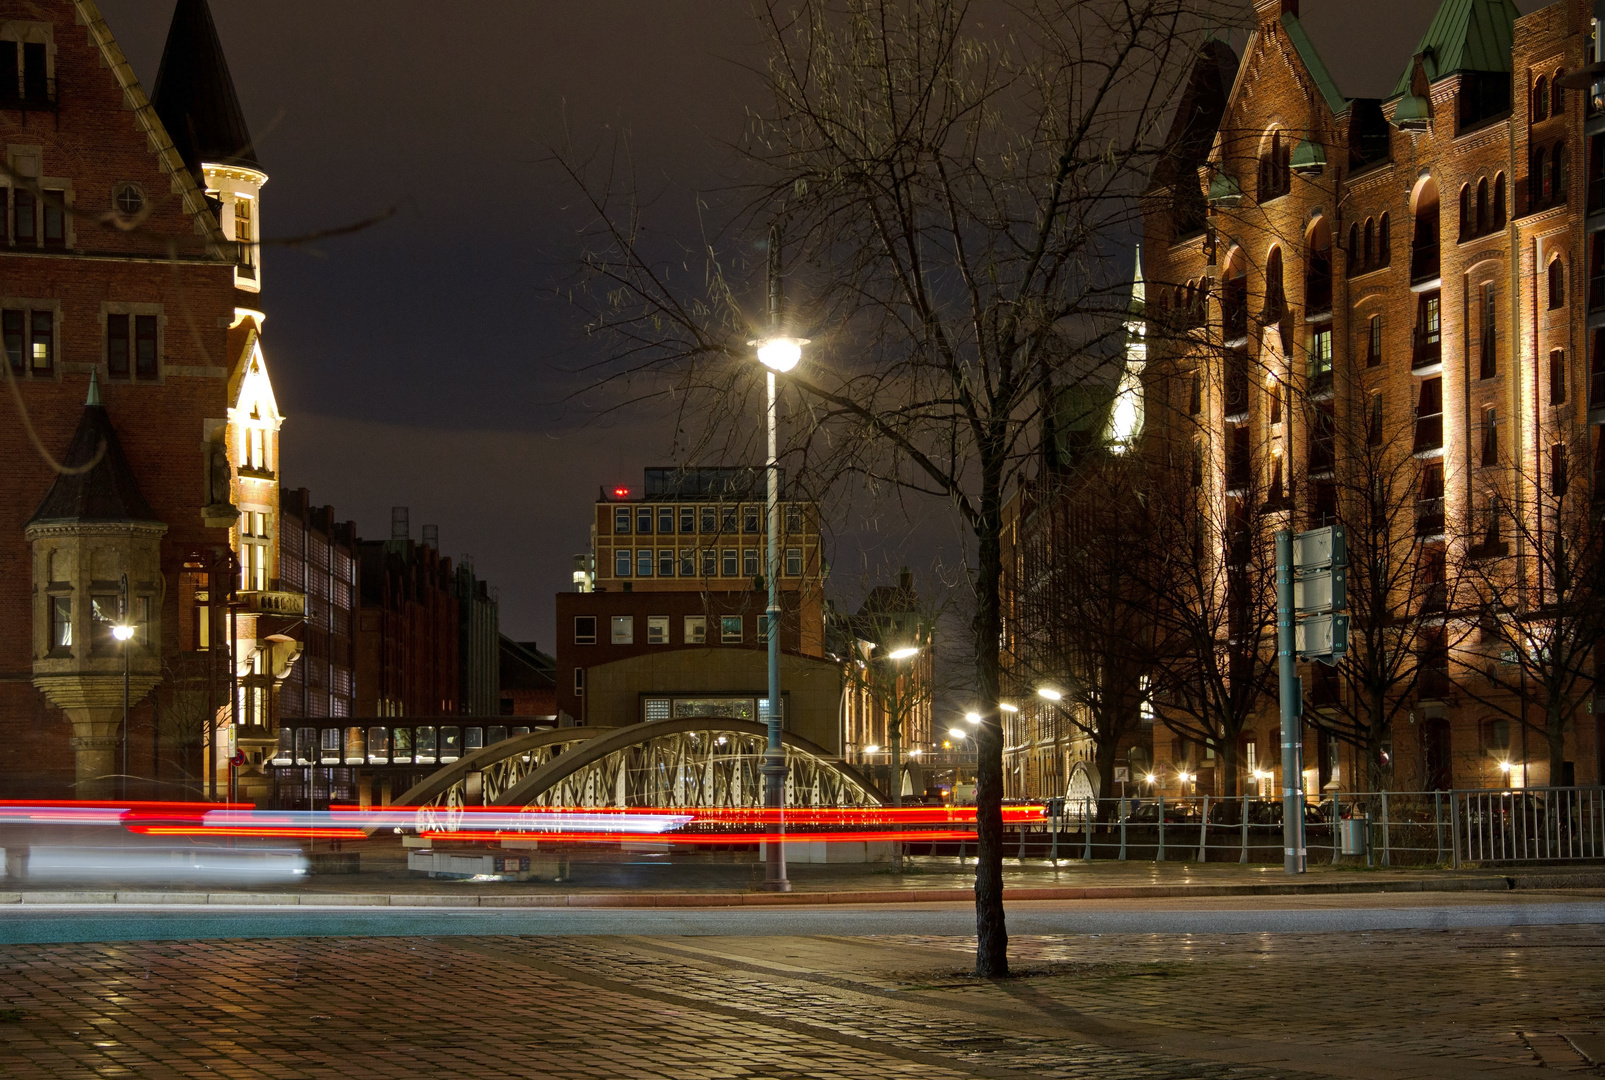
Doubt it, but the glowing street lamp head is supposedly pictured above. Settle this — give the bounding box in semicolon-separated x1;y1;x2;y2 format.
948;727;967;740
1037;686;1064;702
111;624;135;642
751;336;809;372
998;702;1019;713
1498;760;1513;773
1144;773;1158;785
864;744;880;754
964;712;982;725
886;646;919;661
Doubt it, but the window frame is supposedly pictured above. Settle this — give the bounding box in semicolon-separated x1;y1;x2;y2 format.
684;615;707;644
636;548;653;577
720;615;743;644
610;614;634;645
613;548;631;578
647;615;670;645
657;548;675;577
785;547;803;577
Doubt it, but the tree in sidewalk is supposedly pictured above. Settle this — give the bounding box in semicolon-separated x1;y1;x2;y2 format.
561;0;1236;977
1145;448;1279;799
1454;436;1605;787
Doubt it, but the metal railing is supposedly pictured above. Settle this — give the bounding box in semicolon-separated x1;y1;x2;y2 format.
944;787;1605;867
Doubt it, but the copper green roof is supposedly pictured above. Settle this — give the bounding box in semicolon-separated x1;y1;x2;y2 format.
1281;14;1346;116
1390;0;1519;97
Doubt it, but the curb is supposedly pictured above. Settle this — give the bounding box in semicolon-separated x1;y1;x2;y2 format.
2;871;1602;908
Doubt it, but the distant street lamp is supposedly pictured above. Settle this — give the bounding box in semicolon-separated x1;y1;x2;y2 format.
747;225;810;894
1036;686;1064;702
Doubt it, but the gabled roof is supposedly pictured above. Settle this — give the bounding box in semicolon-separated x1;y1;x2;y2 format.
151;0;260;178
1149;38;1239;191
75;0;229;254
1281;13;1346;116
1390;0;1520;97
28;377;162;526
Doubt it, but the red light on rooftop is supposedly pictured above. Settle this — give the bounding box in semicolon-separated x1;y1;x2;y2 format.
613;487;630;499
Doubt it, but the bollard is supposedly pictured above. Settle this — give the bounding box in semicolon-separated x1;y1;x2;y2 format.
1381;791;1391;867
1083;798;1093;861
1049;801;1059;864
1240;791;1249;863
1157;795;1166;862
1434;789;1443;865
1119;798;1128;861
1198;795;1210;863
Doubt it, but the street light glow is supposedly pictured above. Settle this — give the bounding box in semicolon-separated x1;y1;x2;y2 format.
1037;686;1063;702
998;703;1018;713
752;336;809;372
864;744;880;754
111;625;135;641
964;712;982;724
1498;760;1513;773
1145;773;1158;784
948;727;967;740
886;646;919;660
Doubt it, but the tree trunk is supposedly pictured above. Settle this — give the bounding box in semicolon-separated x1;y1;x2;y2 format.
890;722;904;872
1220;740;1238;798
972;461;1008;979
1547;701;1567;786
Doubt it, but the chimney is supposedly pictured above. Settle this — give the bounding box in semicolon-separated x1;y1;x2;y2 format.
391;506;409;540
422;524;439;549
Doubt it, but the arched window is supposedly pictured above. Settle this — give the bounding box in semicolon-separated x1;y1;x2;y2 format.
1476;177;1489;236
1378;213;1391;266
1364;218;1376;268
1411;178;1439;283
1554;142;1569;200
1535;75;1550;122
1459;184;1471;240
1265;247;1284;315
1347;223;1360;271
1305;219;1332;313
1553;69;1566;116
1493;173;1507;227
1549;258;1565;309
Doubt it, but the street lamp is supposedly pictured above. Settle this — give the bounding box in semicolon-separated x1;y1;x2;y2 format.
1036;686;1064;702
114;573;133;799
747;225;810;894
964;711;981;725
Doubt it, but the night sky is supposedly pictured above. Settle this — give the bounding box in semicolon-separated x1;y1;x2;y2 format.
97;0;1549;647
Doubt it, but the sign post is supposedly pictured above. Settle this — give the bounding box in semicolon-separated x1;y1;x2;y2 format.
1277;525;1350;875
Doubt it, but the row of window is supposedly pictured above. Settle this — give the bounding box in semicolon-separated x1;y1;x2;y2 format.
47;594;152;655
573;612;764;646
611;503;806;536
272;724;535;767
1;306;169;381
609;546;804;579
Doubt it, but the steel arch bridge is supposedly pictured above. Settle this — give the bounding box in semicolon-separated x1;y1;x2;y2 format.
392;719;882;832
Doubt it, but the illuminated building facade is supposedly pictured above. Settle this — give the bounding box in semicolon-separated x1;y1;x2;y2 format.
0;0;271;797
835;570;936;793
1137;0;1605;796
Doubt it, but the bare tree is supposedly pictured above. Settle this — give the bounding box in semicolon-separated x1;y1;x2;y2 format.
1455;438;1605;786
562;0;1234;976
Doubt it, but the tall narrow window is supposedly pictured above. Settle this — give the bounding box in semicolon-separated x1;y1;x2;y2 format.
1368;392;1384;446
1364;218;1376;269
1551;349;1567;405
134;314;157;380
1367;313;1383;367
1268;377;1282;426
1555;142;1570;200
1493;173;1506;227
14;189;35;243
1482;406;1498;466
1308;328;1333;385
1188;371;1202;415
1415;292;1442;368
21;42;45;102
1480;283;1497;379
235;198;254;275
0;42;16;104
1378;213;1391;265
29;310;51;372
107;314;130;379
1552;442;1569;496
1536;75;1551;122
3;310;21;372
1550;258;1566;309
42;189;64;248
50;595;71;650
1476;177;1488;236
1414;377;1444;455
1553;69;1566;116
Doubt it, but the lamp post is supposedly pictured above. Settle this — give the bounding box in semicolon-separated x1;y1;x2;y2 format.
113;573;134;800
749;225;807;893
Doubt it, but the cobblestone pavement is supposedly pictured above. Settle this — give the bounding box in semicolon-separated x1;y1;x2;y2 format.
0;922;1599;1079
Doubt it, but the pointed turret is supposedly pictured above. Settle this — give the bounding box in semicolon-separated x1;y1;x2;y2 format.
150;0;259;180
28;384;161;527
1108;247;1147;454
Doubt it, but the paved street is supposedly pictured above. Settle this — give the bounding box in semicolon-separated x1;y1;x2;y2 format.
0;896;1601;1078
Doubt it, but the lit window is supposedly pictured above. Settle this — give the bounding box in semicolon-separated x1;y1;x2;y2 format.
785;548;803;576
684;615;707;644
636;548;653;576
721;549;738;576
29;310;51;372
611;615;634;645
50;595;71;649
658;549;675;577
647;616;669;645
721;615;743;643
614;549;631;577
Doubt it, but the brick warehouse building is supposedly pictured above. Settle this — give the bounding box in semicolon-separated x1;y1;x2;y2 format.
0;0;284;798
1131;0;1605;798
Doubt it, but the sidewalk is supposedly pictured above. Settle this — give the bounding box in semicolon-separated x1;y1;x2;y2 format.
6;845;1604;907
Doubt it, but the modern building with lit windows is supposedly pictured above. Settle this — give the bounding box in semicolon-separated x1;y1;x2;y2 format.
555;467;843;753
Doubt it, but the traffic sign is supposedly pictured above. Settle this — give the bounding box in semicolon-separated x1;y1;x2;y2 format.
1294;526;1347;571
1296;612;1350;662
1294;564;1347;613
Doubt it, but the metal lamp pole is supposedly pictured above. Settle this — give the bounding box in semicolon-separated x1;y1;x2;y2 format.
751;225;806;893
